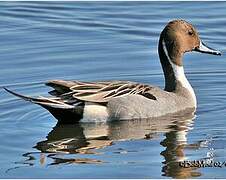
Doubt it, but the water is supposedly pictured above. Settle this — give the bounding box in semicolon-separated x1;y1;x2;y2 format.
0;1;226;178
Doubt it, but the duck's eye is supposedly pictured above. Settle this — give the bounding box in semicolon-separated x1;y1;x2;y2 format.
188;30;194;36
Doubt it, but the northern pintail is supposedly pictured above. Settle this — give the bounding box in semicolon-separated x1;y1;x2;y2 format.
5;20;221;123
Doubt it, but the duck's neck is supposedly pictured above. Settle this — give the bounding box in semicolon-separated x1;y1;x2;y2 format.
158;38;196;106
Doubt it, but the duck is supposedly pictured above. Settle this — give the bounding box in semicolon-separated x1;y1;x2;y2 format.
4;19;221;124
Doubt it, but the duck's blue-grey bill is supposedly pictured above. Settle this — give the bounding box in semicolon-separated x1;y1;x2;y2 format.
195;41;221;56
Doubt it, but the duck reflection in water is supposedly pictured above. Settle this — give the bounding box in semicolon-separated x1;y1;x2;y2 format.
10;112;205;178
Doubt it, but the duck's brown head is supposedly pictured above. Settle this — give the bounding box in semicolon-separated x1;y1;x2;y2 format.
158;20;221;93
159;19;221;66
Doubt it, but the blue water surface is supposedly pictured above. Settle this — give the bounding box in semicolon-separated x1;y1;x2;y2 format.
0;1;226;178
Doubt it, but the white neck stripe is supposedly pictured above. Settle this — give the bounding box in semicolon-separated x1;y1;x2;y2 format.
162;40;171;62
162;39;196;106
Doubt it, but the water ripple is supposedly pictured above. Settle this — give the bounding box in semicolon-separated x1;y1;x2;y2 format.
0;1;226;178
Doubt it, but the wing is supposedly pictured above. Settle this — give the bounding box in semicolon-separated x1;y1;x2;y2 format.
46;80;157;103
